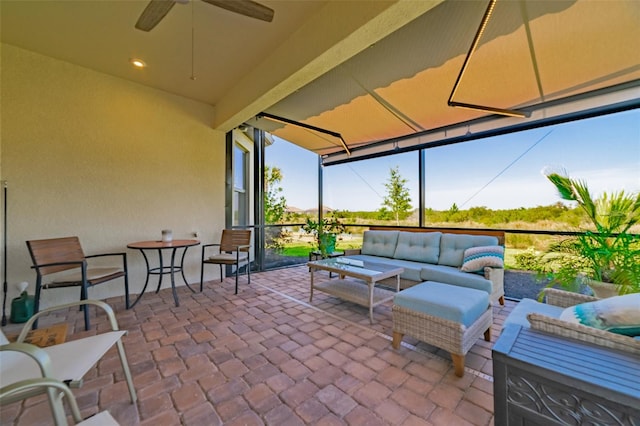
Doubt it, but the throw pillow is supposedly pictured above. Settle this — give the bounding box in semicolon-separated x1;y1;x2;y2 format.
559;293;640;337
460;245;504;273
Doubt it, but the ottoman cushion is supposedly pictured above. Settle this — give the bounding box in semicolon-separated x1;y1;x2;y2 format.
394;281;490;327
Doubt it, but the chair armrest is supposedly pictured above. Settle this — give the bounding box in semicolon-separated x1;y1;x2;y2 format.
483;266;504;281
542;288;598;307
483;266;504;304
0;377;83;423
201;244;221;259
16;300;120;341
203;243;251;253
85;252;127;273
0;342;54;377
202;243;221;249
31;260;85;269
343;249;361;256
85;252;127;260
527;313;640;355
86;252;126;258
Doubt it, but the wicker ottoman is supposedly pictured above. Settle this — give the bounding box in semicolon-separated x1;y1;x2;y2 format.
392;281;492;377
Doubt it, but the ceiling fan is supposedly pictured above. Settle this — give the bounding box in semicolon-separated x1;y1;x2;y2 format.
135;0;274;32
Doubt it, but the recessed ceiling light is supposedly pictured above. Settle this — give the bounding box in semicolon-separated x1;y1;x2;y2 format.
130;58;146;69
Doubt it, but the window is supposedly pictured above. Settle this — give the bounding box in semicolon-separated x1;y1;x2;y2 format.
233;143;249;226
423;110;640;214
324;151;419;225
265;136;317;223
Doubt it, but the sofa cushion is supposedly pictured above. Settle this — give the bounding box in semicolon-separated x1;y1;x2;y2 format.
361;230;399;258
460;245;504;273
419;264;492;294
393;231;441;264
503;298;564;329
438;233;499;267
560;293;640;337
394;281;489;327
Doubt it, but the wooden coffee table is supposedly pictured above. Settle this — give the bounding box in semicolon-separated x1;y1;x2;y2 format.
307;258;404;323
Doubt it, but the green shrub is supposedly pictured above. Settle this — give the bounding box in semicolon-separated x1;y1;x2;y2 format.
507;234;534;249
513;248;542;271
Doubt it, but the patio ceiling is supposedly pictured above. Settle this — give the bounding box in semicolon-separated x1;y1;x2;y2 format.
1;0;638;164
245;0;640;164
0;0;331;106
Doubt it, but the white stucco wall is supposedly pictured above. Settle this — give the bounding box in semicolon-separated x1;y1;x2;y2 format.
0;44;227;313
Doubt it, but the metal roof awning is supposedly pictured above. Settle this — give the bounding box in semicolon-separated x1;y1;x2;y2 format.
245;0;640;165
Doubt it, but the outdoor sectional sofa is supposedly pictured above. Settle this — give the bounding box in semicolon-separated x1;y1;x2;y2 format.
344;227;505;305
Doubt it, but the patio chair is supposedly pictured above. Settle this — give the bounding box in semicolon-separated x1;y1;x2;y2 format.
0;299;137;424
1;378;119;425
503;288;640;355
26;236;130;330
200;229;252;294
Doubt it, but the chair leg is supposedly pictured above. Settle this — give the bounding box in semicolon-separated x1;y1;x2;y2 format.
200;262;205;292
124;274;130;310
32;279;42;330
81;284;90;331
46;385;68;426
122;254;130;309
116;340;138;403
235;264;239;294
219;265;223;282
123;268;130;311
200;247;208;293
247;261;251;284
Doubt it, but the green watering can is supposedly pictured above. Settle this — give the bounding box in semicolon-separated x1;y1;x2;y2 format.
10;282;34;323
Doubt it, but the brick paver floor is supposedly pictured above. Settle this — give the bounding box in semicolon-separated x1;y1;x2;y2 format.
1;265;518;425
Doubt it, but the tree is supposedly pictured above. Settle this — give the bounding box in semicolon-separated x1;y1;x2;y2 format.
264;165;287;224
264;165;289;250
381;166;412;225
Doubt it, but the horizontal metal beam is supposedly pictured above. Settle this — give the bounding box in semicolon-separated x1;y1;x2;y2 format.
257;112;351;156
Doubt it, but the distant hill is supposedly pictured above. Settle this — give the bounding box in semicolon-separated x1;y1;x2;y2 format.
287;205;334;213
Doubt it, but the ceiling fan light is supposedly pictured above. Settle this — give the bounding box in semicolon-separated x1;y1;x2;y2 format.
130;58;146;69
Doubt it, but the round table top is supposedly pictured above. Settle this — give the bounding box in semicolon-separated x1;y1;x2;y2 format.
127;239;200;249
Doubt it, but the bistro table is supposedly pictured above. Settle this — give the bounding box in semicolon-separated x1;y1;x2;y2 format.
127;239;200;307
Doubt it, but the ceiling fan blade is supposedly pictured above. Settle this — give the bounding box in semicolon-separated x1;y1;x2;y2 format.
201;0;274;22
135;0;177;31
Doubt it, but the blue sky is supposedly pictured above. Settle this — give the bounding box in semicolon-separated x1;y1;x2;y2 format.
266;109;640;212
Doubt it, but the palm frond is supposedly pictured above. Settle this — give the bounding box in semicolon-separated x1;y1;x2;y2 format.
541;170;640;295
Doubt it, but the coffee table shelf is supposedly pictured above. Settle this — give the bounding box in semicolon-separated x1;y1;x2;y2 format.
313;279;396;310
308;258;403;323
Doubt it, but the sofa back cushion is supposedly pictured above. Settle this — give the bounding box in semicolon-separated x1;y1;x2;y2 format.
393;231;441;264
438;233;499;267
361;230;399;258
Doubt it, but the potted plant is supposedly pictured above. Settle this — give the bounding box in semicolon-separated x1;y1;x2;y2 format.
302;216;346;257
536;170;640;297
